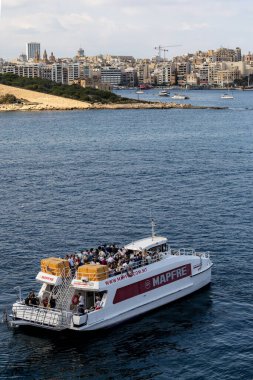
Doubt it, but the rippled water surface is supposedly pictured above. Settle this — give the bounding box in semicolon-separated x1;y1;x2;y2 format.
0;90;253;379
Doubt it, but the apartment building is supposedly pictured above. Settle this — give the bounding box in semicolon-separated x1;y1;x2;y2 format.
156;63;176;85
216;69;241;86
68;63;82;84
1;63;40;78
100;67;122;85
186;73;199;86
121;68;137;87
212;47;242;62
176;62;191;86
199;63;209;86
137;64;151;84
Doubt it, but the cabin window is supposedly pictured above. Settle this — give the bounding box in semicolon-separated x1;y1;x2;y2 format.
85;291;107;311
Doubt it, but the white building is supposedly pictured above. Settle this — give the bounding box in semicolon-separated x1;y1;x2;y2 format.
101;67;122;85
68;63;81;84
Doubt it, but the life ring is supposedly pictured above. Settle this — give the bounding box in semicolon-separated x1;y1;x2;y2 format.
72;294;79;305
127;267;134;277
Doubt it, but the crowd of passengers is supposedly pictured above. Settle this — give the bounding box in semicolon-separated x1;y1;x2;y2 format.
65;244;163;277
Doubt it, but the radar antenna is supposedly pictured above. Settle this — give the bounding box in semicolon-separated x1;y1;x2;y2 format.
151;219;156;240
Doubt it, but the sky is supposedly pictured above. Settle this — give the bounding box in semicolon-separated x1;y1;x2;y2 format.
0;0;253;60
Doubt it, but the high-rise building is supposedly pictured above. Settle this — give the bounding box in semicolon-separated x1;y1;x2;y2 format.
77;48;85;57
26;42;41;60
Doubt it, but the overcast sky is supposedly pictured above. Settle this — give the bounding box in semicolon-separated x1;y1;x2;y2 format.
0;0;252;60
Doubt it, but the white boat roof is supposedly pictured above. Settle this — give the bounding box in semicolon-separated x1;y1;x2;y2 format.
124;236;167;251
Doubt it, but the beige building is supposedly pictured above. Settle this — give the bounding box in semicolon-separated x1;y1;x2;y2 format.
186;73;200;86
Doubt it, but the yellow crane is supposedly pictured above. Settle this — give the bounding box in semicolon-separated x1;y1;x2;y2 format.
154;45;182;60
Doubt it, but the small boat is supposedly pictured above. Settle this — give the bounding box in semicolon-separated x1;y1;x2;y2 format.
221;93;234;99
171;94;189;100
159;90;169;97
136;90;144;94
9;221;213;332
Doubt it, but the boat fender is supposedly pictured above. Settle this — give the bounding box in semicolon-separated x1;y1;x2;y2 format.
72;295;79;305
127;267;134;277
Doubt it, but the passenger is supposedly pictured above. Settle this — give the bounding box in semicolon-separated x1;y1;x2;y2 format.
78;293;85;314
50;297;56;308
122;262;128;272
106;245;112;254
146;253;152;264
42;297;48;308
25;292;31;306
82;254;89;264
112;244;118;254
68;256;74;269
75;257;81;269
128;258;135;268
30;294;39;306
98;248;105;258
95;296;102;310
108;267;115;277
107;255;114;264
29;290;35;299
100;257;107;265
25;295;30;306
25;291;36;306
136;253;142;266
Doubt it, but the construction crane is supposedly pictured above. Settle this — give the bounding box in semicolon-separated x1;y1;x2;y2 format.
154;45;181;60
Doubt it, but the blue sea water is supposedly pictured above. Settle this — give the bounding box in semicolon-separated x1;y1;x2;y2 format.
0;90;253;379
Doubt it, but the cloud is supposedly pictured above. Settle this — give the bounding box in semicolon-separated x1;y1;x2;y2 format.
2;0;30;9
181;22;209;32
59;13;94;29
0;0;253;59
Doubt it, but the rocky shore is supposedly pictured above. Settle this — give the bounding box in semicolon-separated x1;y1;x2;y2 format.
0;84;225;112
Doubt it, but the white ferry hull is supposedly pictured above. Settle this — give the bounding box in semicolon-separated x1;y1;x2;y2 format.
76;266;212;331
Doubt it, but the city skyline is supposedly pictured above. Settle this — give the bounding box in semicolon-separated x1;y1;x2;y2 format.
1;0;253;59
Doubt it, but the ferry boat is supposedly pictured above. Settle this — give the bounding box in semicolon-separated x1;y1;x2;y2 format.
9;224;213;331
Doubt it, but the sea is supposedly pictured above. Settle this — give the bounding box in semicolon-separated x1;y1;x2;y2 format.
0;89;252;380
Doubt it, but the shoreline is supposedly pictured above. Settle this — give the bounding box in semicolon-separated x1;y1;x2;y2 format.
0;84;226;112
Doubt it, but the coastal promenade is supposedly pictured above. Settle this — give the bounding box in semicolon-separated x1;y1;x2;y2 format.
0;84;225;112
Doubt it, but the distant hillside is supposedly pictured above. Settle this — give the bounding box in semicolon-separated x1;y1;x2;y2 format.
0;74;138;104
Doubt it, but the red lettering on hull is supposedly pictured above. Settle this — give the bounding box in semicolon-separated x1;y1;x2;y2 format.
113;264;191;304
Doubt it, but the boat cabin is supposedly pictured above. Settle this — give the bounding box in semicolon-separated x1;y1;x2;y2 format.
124;236;168;255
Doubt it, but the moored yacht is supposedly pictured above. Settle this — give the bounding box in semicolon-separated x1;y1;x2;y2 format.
221;93;234;99
9;223;213;332
159;90;169;97
171;93;189;100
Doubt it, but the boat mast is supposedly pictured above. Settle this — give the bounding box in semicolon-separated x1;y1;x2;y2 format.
151;219;156;240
